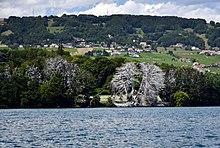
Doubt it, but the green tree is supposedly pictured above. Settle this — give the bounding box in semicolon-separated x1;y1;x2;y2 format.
173;91;191;107
39;73;68;108
90;95;102;107
56;44;65;56
1;74;27;108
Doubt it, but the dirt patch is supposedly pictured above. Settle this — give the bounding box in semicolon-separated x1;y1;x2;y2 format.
77;48;93;54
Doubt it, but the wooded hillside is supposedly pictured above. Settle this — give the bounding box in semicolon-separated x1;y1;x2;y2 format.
0;15;220;48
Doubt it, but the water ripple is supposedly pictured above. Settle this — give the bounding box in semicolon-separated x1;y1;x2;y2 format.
0;107;220;147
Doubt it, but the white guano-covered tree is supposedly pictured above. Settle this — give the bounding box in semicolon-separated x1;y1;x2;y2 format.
111;62;165;106
111;62;138;102
43;57;79;91
135;63;165;106
26;57;79;94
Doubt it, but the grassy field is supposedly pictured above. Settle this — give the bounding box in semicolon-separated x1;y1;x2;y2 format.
64;48;78;55
77;48;93;55
152;47;220;65
47;19;64;34
1;30;13;36
91;46;220;72
13;46;220;73
0;44;8;48
93;47;109;51
100;95;111;104
47;26;64;34
177;54;220;65
209;67;220;73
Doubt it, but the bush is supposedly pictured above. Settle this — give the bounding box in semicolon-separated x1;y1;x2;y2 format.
105;97;115;107
0;105;8;109
173;91;191;107
90;95;101;107
94;88;110;95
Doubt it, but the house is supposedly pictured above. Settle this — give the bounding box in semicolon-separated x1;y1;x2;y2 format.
111;51;121;56
86;50;110;56
110;42;117;48
19;45;24;48
106;50;112;53
143;50;152;54
44;45;49;48
199;64;206;68
175;43;184;48
199;50;219;56
101;42;108;48
128;48;134;52
213;62;220;67
192;62;208;72
63;43;73;48
36;45;42;48
0;19;7;26
140;42;147;48
193;62;200;67
130;54;140;58
79;41;86;47
191;46;200;50
50;43;59;48
135;49;143;53
178;58;192;62
73;37;85;42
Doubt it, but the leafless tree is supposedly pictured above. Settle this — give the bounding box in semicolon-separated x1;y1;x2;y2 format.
111;62;165;106
111;62;138;102
134;63;165;106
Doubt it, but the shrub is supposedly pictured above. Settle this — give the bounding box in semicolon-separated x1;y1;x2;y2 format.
90;95;101;107
105;97;115;107
173;91;191;107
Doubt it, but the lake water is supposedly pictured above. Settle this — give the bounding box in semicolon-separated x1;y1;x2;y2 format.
0;107;220;147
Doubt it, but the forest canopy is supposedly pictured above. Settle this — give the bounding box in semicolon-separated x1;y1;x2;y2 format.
0;15;220;48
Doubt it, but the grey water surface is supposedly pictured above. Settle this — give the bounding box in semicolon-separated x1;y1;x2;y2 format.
0;107;220;147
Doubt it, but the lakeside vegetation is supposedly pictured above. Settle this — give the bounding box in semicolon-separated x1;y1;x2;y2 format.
0;48;220;108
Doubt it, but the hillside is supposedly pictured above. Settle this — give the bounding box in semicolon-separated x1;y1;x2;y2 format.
0;14;220;48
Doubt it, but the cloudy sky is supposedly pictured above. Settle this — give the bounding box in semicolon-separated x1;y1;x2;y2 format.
0;0;220;22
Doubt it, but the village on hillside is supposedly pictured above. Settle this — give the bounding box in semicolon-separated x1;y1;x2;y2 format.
1;38;220;73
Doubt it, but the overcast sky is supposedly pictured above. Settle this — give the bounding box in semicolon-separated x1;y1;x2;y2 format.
0;0;220;22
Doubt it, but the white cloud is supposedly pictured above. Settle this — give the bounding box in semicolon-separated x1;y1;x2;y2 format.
0;0;115;17
0;0;220;22
79;0;220;22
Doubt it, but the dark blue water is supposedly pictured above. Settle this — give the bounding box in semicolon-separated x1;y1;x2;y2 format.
0;107;220;147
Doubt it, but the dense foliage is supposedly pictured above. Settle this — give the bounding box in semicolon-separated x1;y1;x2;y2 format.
160;65;220;106
1;15;220;48
0;48;125;108
0;48;220;108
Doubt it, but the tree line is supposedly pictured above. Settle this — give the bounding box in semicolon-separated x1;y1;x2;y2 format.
0;48;220;108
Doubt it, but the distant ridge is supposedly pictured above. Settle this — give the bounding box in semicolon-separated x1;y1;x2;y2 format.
0;14;220;48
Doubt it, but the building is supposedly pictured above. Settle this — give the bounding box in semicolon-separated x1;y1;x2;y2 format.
199;50;220;56
192;62;209;72
111;51;121;56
